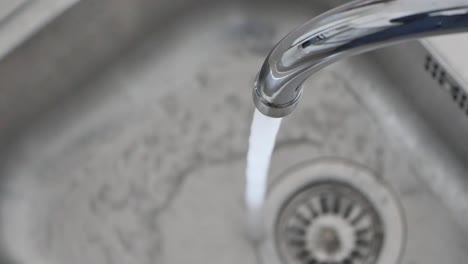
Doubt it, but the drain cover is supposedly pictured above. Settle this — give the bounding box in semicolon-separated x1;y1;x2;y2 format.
277;182;383;264
261;159;404;264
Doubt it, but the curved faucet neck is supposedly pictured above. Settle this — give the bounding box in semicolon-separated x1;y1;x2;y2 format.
254;0;468;117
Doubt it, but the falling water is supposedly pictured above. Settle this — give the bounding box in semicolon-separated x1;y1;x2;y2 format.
245;109;282;240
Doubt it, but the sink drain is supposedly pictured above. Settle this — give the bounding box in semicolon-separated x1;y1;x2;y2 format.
277;182;383;264
261;159;404;264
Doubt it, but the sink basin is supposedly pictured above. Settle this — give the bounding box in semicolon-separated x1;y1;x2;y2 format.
1;0;468;263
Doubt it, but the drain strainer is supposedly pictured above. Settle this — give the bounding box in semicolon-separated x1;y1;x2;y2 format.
261;159;404;264
277;182;383;264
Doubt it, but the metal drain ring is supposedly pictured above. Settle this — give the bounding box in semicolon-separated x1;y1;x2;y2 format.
261;158;405;264
278;182;383;264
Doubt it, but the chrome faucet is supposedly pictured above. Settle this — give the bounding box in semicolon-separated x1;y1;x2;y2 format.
253;0;468;117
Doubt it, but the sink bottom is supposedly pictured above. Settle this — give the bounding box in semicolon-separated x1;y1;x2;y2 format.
0;2;467;264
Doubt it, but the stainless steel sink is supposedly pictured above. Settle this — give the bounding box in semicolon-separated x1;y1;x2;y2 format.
0;0;468;263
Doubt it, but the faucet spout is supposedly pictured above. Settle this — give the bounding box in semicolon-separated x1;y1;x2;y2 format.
253;0;468;117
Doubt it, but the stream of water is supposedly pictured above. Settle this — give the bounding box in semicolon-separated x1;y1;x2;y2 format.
245;109;282;240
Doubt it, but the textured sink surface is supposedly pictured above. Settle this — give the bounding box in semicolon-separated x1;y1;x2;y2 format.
0;1;467;264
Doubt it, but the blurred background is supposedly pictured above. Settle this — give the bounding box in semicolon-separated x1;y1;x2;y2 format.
0;1;467;264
